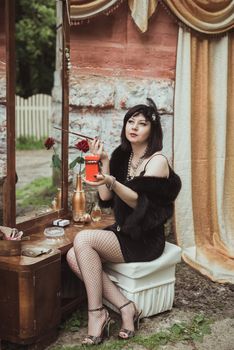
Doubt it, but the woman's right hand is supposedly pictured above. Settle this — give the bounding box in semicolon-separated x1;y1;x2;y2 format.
89;138;108;161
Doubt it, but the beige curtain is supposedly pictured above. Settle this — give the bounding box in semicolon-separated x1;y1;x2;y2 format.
174;27;234;283
163;0;234;34
70;0;123;23
128;0;158;33
127;0;234;34
70;1;234;33
70;0;159;31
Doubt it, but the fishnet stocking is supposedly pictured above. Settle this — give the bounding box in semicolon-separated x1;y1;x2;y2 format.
66;229;130;337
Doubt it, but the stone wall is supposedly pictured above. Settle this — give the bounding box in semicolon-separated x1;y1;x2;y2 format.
69;74;174;160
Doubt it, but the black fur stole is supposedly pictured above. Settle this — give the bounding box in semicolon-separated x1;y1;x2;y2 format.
100;146;182;240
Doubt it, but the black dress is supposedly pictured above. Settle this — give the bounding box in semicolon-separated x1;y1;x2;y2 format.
104;222;165;263
99;147;182;263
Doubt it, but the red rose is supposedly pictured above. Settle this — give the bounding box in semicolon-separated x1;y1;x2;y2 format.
75;139;89;153
44;137;55;150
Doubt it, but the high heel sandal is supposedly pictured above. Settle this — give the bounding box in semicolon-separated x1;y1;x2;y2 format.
118;300;142;339
82;306;111;345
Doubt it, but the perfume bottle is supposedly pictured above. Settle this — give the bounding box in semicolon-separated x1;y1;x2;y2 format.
90;192;102;222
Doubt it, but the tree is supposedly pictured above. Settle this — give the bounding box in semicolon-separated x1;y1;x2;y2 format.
15;0;56;98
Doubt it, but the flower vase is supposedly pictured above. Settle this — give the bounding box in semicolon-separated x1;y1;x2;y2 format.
72;174;86;223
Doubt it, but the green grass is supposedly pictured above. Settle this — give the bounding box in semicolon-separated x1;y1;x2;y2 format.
16;176;57;209
16;136;45;150
51;313;212;350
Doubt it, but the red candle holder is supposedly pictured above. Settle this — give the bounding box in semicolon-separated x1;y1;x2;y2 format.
85;155;100;181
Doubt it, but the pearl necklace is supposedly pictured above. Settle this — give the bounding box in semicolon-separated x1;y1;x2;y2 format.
127;151;146;180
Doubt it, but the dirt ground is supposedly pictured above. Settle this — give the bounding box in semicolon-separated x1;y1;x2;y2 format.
48;234;234;350
16;150;52;188
3;257;232;350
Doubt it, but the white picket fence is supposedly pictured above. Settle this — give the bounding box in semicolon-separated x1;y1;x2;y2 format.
16;94;52;140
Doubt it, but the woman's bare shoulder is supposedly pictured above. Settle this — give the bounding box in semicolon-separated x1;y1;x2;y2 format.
144;153;169;177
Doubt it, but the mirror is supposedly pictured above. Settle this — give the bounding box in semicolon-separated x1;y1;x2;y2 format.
3;0;69;232
15;0;63;223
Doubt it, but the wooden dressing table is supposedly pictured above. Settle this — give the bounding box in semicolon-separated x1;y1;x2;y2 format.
0;214;113;349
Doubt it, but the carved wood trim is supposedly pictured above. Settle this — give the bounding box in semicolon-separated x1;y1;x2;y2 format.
4;0;16;227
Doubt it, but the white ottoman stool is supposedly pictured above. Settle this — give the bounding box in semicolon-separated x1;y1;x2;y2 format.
104;242;181;318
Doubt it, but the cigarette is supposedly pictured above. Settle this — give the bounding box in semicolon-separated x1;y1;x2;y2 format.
53;126;106;144
54;126;94;140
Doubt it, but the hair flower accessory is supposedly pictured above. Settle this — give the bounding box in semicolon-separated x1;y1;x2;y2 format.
147;98;160;122
152;113;156;121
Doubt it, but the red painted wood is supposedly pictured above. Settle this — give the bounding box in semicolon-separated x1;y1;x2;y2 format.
70;2;178;80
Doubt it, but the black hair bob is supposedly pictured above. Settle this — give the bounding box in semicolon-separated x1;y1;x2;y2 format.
120;98;163;158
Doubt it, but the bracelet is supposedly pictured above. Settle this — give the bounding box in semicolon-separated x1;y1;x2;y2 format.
106;176;116;191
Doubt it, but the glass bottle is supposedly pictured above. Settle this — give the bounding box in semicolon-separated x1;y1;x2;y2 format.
56;187;62;209
51;188;62;211
72;174;86;223
91;192;102;222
